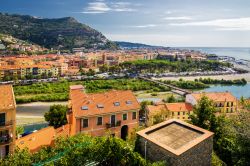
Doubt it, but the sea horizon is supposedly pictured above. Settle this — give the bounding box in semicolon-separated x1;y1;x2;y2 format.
174;47;250;60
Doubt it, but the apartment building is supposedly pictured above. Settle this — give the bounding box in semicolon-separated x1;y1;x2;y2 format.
186;92;237;113
0;85;16;158
146;103;193;126
0;65;59;80
68;85;140;139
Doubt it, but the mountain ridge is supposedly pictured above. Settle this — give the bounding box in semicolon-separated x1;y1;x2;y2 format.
0;13;118;50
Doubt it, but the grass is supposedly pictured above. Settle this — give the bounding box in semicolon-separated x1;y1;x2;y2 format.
14;79;170;103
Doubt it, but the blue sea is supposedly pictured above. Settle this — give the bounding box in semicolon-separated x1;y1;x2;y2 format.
177;47;250;61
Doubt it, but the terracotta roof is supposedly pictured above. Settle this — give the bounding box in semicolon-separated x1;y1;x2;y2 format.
147;104;167;112
16;124;70;153
0;85;16;110
165;103;193;112
70;85;140;117
190;92;237;102
146;103;193;113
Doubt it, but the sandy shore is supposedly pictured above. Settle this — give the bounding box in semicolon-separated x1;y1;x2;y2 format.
153;73;250;82
16;101;67;125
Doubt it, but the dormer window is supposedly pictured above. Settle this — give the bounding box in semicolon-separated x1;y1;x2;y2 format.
126;100;132;105
97;104;104;108
81;106;88;110
114;102;120;106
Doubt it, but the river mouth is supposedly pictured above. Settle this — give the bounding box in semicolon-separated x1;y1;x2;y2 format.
201;83;250;99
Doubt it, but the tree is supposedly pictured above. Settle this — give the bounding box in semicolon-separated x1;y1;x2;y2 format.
99;64;109;73
44;105;68;128
165;95;176;103
16;126;24;138
190;95;217;131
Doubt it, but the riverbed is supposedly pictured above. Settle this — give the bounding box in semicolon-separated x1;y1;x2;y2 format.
16;101;68;125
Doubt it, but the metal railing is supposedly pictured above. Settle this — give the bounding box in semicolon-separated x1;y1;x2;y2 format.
0;120;14;128
106;120;122;129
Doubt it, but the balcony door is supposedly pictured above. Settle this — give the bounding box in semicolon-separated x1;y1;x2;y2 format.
0;113;5;126
111;115;116;127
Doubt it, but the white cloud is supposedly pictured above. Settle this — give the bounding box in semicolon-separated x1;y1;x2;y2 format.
169;17;250;31
82;1;136;14
129;24;158;28
164;16;193;20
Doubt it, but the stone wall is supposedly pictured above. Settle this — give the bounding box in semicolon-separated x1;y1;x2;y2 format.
137;135;213;166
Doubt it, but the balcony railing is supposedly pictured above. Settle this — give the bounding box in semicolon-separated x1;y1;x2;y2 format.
0;134;13;145
0;120;14;128
106;121;122;129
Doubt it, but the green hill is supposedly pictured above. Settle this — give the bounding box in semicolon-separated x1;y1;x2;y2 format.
0;13;118;50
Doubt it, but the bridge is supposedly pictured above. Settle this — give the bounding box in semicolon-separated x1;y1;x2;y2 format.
138;76;192;96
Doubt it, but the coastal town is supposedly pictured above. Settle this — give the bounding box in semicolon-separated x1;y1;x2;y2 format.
1;48;249;84
0;1;250;165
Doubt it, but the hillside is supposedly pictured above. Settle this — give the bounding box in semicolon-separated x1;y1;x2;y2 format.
0;33;48;55
115;41;169;49
0;13;118;50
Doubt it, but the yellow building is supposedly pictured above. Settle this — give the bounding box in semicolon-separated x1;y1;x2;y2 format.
186;92;237;113
146;102;193;126
0;85;16;158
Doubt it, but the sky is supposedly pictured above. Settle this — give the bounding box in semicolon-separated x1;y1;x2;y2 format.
1;0;250;47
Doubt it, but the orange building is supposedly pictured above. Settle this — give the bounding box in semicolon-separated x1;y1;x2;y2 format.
68;85;140;139
0;85;16;158
146;102;193;126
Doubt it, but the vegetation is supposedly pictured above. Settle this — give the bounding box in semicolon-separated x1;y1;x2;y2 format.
0;134;165;166
139;101;153;119
164;95;176;103
0;13;118;50
120;59;232;73
197;77;247;85
162;79;209;89
160;77;247;90
44;105;68;128
190;96;250;166
14;79;169;103
16;126;24;137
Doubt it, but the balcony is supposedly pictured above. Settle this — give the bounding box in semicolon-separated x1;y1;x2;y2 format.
106;121;122;129
0;120;14;128
0;134;13;145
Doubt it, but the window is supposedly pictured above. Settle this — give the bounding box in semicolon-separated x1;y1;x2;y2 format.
82;119;88;128
123;113;127;120
172;112;174;116
81;106;88;110
97;117;102;125
178;112;180;116
231;108;233;113
0;113;5;126
132;112;137;120
227;102;230;107
126;100;132;105
183;112;186;115
114;102;120;106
